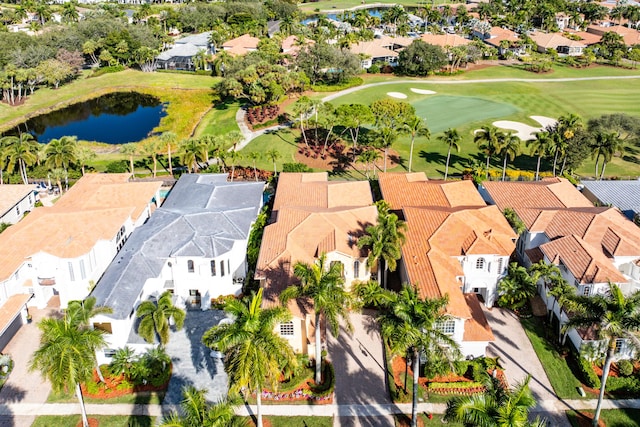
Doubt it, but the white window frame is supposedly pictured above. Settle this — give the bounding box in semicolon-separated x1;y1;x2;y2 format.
279;321;294;336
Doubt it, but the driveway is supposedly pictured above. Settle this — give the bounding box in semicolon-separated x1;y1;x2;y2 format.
0;305;58;427
328;310;394;427
163;310;229;408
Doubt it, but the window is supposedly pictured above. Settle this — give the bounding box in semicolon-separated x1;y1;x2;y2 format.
582;286;591;297
16;206;20;216
68;262;75;281
497;258;504;274
93;322;112;334
228;260;230;275
437;320;456;335
279;321;294;336
103;349;117;358
211;260;216;276
79;260;86;280
187;260;195;273
220;260;225;277
615;338;625;354
189;289;199;296
476;258;485;270
353;260;360;278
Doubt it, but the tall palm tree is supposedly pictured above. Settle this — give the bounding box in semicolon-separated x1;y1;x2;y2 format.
281;253;352;385
120;143;139;177
438;128;461;180
45;136;78;173
527;131;552;181
2;133;39;184
136;291;186;347
376;127;399;173
548;131;566;177
227;150;242;182
179;139;209;173
357;201;407;289
595;131;624;180
379;285;460;427
292;96;313;147
30;300;109;427
563;283;640;426
160;386;246;427
266;149;280;175
141;138;163;178
0;138;8;185
75;145;96;176
474;125;502;179
202;289;297;427
247;151;261;181
498;133;520;181
403;116;430;173
445;374;545;427
49;168;65;194
160;132;177;176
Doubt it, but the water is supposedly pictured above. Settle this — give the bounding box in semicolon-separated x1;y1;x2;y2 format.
7;92;166;144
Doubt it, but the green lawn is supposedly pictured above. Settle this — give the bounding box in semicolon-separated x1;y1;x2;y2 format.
32;415;155;427
193;101;241;138
567;409;640;427
264;416;333;426
520;318;584;400
47;390;164;405
237;127;302;173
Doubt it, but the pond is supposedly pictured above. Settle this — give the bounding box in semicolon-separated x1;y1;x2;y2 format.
6;92;167;144
301;7;386;25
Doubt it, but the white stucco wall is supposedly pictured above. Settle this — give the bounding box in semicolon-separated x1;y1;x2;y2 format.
0;191;36;225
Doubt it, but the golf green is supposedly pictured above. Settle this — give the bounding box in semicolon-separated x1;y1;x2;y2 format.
412;95;519;133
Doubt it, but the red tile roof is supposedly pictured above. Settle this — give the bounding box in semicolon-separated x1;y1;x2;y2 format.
482;178;593;210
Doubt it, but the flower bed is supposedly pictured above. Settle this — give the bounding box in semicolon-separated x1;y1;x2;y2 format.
255;362;334;404
81;366;170;400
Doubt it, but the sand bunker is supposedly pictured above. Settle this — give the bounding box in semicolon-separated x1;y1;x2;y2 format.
531;116;557;129
387;92;408;99
491;116;558;141
410;88;437;95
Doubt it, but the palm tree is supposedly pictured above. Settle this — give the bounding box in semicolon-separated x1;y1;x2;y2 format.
474;126;502;179
403;116;430;173
109;346;136;380
498;263;537;310
30;300;109;427
247;151;261;181
160;386;245;427
141;138;163;178
292;96;312;147
2;133;40;184
445;373;545;427
136;291;186;347
120;143;138;177
592;131;624;180
75;145;96;176
563;283;640;426
357;201;407;289
498;133;521;181
527;131;552;181
202;289;297;427
379;285;460;427
438;128;461;180
179;138;209;173
281;253;352;385
227;150;242;181
49;168;65;194
357;149;381;179
266;149;280;175
528;261;573;329
548;131;567;177
160;132;177;176
45;136;78;173
376;127;399;173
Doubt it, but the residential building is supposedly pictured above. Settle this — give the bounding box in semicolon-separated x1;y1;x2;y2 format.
475;27;526;56
256;173;377;356
281;35;315;57
91;174;264;364
0;184;36;225
156;31;212;71
221;34;261;56
529;32;586;56
420;33;472;48
350;36;413;69
379;173;517;358
581;180;640;223
586;24;640;46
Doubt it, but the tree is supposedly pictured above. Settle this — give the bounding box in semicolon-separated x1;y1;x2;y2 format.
2;133;40;184
35;59;73;89
375;127;399;173
357;148;381;179
403;116;430;173
159;132;177;176
266;149;280;175
75;145;96;176
45;136;77;173
474;125;503;179
595;131;624;180
160;386;245;427
281;254;352;385
397;40;447;76
30;298;110;427
563;283;640;426
379;285;460;427
358;201;407;289
140;138;163;178
120;143;138;177
49;168;65;194
437;128;461;180
227;150;242;182
335;104;373;152
247;151;261;181
497;263;537;310
292;96;313;147
179;138;209;173
527;131;552;181
498;133;520;181
202;289;297;427
62;1;79;23
136;291;186;347
445;373;545;427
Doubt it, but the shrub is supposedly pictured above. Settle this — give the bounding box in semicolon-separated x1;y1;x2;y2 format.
91;65;125;77
576;356;601;389
471;362;486;382
311;77;363;92
428;381;484;389
606;376;640;393
309;362;335;396
282;162;312;173
454;360;471;376
210;294;237;309
105;160;129;173
617;359;634;377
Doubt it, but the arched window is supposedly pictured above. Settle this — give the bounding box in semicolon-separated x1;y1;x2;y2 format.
476;258;485;270
187;260;195;273
353;260;360;278
210;260;216;276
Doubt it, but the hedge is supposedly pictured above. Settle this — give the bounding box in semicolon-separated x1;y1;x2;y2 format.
576;357;601;389
309;362;335;397
606;376;640;393
311;77;364;92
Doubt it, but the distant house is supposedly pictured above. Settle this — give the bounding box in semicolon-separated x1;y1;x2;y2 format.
156;31;212;71
0;185;36;225
581;180;640;223
529;32;586;56
475;27;526;56
379;173;517;358
256;173;377;356
221;34;261;56
586;24;640;46
91;174;264;364
350;36;414;69
281;35;315;57
420;33;472;48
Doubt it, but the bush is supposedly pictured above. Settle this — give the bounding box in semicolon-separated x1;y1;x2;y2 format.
309;362;335;396
282;162;312;173
367;64;381;74
91;65;125;77
210;294;237;309
427;381;484;389
105;160;129;173
311;77;363;92
617;359;634;377
576;357;601;389
606;376;640;393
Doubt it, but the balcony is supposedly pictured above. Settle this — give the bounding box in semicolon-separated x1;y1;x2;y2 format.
37;277;56;286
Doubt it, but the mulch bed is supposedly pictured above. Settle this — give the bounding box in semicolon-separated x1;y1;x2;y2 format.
75;417;99;427
395;414;425;427
294;145;399;173
573;411;607;427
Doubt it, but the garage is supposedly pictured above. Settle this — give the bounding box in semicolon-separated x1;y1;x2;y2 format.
0;294;31;352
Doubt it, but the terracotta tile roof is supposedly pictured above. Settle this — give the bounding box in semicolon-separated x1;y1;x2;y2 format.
420;33;472;47
222;34;260;50
530;32;586;49
463;294;495;342
539;234;626;284
0;294;30;335
350;41;398;59
482;178;593;210
586;24;640;46
378;173;486;211
281;35;314;54
525;247;545;264
484;27;520;47
0;184;36;217
564;29;602;45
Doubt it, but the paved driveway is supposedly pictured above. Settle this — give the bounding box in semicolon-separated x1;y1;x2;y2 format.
328;310;394;427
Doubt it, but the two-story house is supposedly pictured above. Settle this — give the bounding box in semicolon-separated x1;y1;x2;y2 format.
0;184;37;225
90;174;264;364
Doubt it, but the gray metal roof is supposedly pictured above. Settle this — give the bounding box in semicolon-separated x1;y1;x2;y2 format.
91;174;264;319
157;43;204;61
175;32;212;47
581;180;640;220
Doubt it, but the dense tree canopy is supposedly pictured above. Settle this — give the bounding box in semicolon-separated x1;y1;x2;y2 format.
397;40;447;76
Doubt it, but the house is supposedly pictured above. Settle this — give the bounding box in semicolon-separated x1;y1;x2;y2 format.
281;35;315;57
475;27;526;56
90;174;264;364
350;36;414;69
563;29;602;46
221;34;261;56
255;173;377;356
581;180;640;223
156;31;212;71
379;173;517;358
529;32;586;56
480;178;640;359
0;174;162;311
586;24;640;46
0;184;36;225
420;33;472;48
